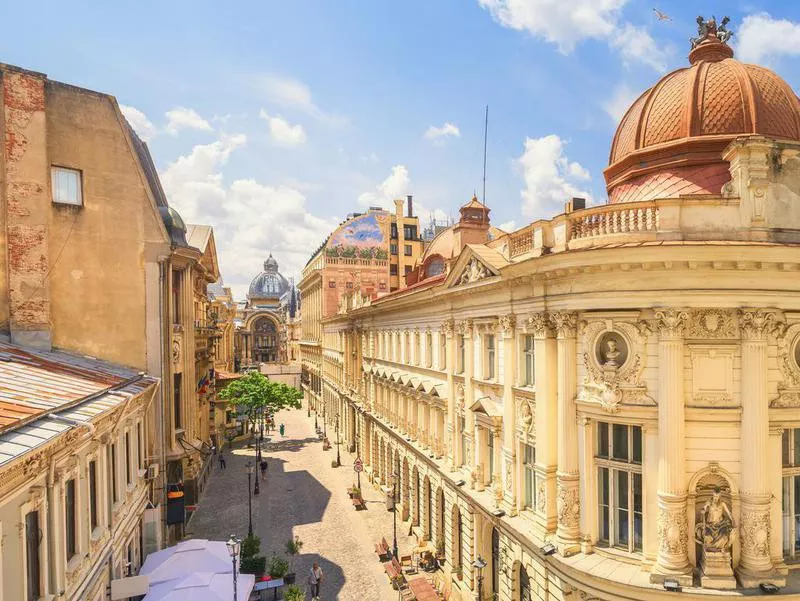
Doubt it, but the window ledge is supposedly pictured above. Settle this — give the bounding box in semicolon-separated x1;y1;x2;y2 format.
593;544;644;565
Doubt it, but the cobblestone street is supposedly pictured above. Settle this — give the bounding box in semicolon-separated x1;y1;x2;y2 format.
189;402;415;600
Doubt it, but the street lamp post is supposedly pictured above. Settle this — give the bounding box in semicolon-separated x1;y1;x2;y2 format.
246;462;254;537
392;471;399;560
226;535;241;601
472;556;487;601
335;414;341;467
323;405;327;438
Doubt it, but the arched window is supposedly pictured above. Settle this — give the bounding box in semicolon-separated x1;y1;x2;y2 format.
520;565;531;601
425;256;445;278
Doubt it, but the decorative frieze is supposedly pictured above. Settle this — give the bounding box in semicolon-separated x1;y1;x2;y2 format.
740;507;771;559
687;309;738;340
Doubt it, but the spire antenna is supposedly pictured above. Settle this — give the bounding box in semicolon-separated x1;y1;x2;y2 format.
482;105;489;203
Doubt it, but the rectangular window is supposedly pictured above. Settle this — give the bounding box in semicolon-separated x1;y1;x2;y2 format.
425;332;433;368
391;223;398;239
404;244;412;256
89;460;98;531
403;225;417;239
390;264;398;275
173;373;182;429
782;428;800;559
25;511;41;601
440;332;447;370
390;244;398;255
111;443;118;503
457;335;465;374
485;334;495;380
171;271;181;325
523;444;536;509
125;432;132;485
523;335;535;386
404;265;411;274
487;433;494;480
65;478;76;560
137;422;143;470
596;422;643;552
51;166;83;206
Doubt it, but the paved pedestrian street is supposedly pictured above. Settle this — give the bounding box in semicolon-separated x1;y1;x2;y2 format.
189;405;415;600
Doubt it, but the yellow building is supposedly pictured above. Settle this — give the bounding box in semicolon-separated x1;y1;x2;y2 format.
306;28;800;599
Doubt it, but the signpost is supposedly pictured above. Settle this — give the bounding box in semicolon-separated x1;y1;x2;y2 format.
354;457;363;489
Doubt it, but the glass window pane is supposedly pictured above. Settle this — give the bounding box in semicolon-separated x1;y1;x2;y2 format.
598;467;609;505
632;426;642;464
794;429;800;466
633;473;643;551
612;424;628;461
597;422;609;457
795;475;800;553
615;470;629;510
782;430;790;466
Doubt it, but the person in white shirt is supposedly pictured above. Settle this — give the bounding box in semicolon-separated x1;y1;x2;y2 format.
309;562;324;598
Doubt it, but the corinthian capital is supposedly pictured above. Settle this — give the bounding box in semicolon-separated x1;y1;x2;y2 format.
525;312;552;337
654;309;689;339
550;311;578;338
499;313;516;337
456;319;474;337
441;319;455;337
738;308;781;341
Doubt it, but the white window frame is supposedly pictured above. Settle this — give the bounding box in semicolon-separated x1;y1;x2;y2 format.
51;166;83;206
782;428;800;560
484;334;496;380
595;422;643;553
521;334;535;387
523;443;537;510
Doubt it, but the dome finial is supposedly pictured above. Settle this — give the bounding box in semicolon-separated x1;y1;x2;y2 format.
264;253;279;272
689;15;734;64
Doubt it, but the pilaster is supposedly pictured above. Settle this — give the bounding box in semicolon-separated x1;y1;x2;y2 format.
500;313;518;515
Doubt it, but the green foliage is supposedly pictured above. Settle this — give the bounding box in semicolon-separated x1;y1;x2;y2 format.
240;555;266;576
285;585;305;601
286;536;303;556
218;372;302;428
374;247;388;260
268;553;289;578
241;534;260;558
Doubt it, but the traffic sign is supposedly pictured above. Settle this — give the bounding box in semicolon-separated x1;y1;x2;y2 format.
354;459;363;472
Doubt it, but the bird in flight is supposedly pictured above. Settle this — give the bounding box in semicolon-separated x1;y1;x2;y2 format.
653;8;672;21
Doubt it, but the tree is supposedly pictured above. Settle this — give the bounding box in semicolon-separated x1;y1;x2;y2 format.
218;371;302;430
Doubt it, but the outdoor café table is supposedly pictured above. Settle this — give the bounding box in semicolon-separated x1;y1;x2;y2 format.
408;576;439;601
253;577;284;600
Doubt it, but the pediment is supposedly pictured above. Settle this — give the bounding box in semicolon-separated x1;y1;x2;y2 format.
444;244;507;289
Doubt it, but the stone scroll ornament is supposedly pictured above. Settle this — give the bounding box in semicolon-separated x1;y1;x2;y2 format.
557;486;580;529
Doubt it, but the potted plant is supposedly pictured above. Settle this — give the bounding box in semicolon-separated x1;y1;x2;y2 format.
435;539;445;561
239;534;266;577
284;536;303;584
348;486;361;498
268;552;289;580
285;585;305;601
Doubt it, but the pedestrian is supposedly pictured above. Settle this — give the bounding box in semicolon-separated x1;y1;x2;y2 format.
219;453;226;469
279;423;285;437
260;459;268;480
308;562;324;599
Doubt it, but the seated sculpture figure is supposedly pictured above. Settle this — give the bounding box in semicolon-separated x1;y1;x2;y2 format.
697;487;734;551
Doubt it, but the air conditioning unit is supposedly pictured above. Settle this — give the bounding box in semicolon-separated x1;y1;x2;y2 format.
145;464;160;480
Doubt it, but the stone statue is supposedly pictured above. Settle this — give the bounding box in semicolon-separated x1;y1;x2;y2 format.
602;339;621;367
696;487;734;551
691;15;733;48
520;400;533;432
717;16;733;43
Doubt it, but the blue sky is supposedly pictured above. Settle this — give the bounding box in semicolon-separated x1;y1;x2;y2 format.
2;0;800;298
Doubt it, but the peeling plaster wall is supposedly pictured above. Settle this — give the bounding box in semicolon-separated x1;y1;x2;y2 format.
1;68;51;348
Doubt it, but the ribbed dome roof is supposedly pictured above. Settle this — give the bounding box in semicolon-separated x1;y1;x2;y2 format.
248;254;290;299
605;28;800;203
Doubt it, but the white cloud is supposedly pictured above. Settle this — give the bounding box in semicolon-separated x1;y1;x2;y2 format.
497;220;517;232
738;13;800;63
165;107;213;135
255;74;347;126
424;122;461;143
478;0;666;71
160;133;338;300
259;110;307;146
360;152;380;163
602;83;638;122
120;104;157;141
610;23;668;71
516;135;592;218
357;165;449;225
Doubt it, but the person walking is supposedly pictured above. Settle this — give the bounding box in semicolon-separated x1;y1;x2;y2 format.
260;458;268;480
218;452;226;469
279;423;285;437
308;562;324;599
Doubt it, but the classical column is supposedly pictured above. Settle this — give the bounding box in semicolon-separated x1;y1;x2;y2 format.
461;319;475;478
500;314;518;515
443;320;457;471
651;309;692;586
529;312;557;533
737;309;784;587
552;311;580;555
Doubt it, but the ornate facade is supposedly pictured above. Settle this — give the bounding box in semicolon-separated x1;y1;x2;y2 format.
304;25;800;599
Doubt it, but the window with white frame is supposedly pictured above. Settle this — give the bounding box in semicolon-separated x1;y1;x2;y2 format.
51;166;83;206
425;332;433;368
522;335;535;387
484;334;496;380
439;332;447;370
782;428;800;559
457;335;465;374
523;444;537;510
65;478;77;560
404;333;410;364
25;511;41;601
596;422;643;552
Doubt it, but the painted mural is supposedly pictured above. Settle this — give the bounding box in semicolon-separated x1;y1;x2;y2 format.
325;211;389;260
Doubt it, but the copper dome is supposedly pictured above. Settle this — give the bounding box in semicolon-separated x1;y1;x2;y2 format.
605;31;800;203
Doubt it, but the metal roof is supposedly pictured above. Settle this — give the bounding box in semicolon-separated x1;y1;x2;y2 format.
0;343;157;467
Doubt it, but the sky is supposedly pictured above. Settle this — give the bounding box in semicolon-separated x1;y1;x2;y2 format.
2;1;800;299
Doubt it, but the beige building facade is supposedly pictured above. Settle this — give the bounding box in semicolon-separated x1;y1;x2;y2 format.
305;29;800;599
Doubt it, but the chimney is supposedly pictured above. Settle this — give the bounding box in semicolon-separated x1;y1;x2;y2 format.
2;66;52;349
407;194;413;218
565;197;586;213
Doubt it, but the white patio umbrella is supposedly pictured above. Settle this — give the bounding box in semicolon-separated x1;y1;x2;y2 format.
141;539;232;584
143;571;255;601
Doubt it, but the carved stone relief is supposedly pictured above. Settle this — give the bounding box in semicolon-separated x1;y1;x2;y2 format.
687;309;738;340
657;505;688;557
772;323;800;408
172;338;181;364
536;479;547;514
516;396;534;436
557;486;580;528
457;258;490;285
740;509;771;558
688;345;737;408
